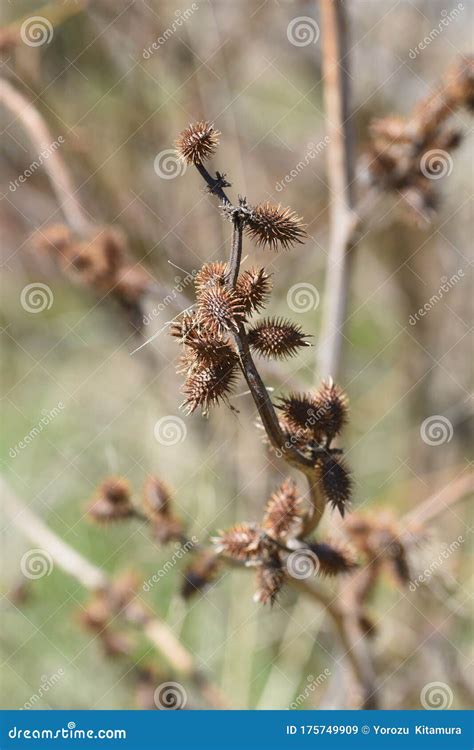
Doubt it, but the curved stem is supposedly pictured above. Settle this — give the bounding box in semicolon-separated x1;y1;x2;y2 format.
1;478;229;709
0;78;95;236
290;577;379;709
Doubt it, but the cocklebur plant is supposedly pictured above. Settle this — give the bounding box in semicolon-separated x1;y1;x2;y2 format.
168;121;357;604
363;55;474;226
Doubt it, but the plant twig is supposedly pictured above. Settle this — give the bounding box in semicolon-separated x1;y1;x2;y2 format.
289;577;378;709
1;477;229;709
0;78;95;235
318;0;356;382
402;472;474;527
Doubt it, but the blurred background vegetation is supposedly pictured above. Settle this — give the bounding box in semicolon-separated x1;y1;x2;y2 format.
0;0;472;710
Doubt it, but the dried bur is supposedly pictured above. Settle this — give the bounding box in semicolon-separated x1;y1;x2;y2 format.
343;512;424;588
86;477;135;523
364;55;474;225
79;572;174;705
172;125;308;415
34;224;155;333
79;571;146;660
86;473;185;545
213;478;356;606
168;122;357;605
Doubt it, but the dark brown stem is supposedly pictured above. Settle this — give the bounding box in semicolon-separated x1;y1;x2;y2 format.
193;164;326;526
229;216;243;287
195;162;231;205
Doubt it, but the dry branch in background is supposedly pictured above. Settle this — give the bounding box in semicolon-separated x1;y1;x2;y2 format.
1;477;228;710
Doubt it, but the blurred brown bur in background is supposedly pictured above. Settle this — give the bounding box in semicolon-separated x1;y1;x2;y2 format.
0;0;473;711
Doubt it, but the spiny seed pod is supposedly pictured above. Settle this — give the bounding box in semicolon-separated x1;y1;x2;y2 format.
307;542;356;577
197;284;246;336
194;262;229;293
143;475;172;519
253;559;285;605
182;359;239;414
142;476;183;543
235;267;272;314
170;311;201;343
87;477;134;523
181;551;222;599
317;455;352;517
248;317;310;359
312;379;349;440
263;478;303;540
245;202;306;250
277;393;318;434
175;121;220;164
213;523;265;562
183;333;238;369
278;416;314;454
